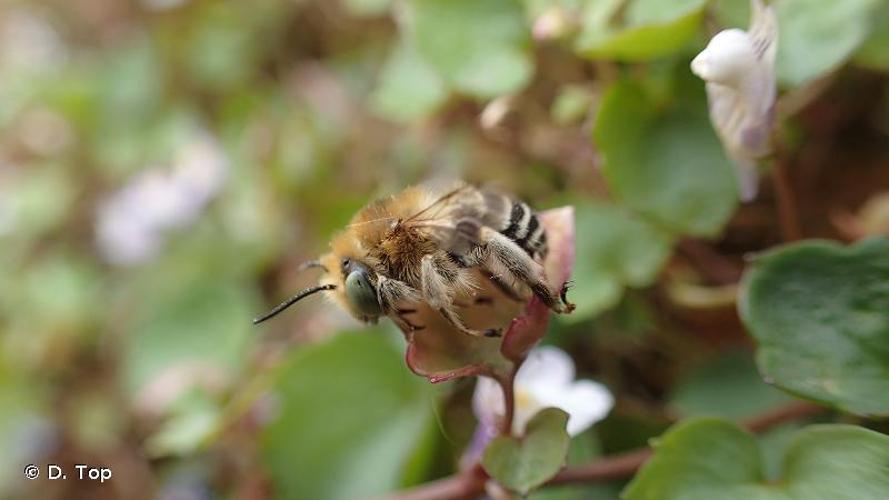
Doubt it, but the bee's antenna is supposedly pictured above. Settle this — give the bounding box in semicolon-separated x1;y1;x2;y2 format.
298;260;327;272
253;284;336;325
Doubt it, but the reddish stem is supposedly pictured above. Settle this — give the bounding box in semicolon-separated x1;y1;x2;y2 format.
375;465;486;500
677;239;743;285
549;401;824;485
496;365;519;436
744;400;824;433
771;159;803;242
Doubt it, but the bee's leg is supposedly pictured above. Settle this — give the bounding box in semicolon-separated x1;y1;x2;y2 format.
473;296;495;306
485;272;524;302
478;227;575;314
377;276;425;332
392;310;425;332
453;296;495;308
377;275;421;311
421;254;500;337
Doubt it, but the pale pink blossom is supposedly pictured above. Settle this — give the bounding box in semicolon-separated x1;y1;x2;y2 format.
96;131;227;265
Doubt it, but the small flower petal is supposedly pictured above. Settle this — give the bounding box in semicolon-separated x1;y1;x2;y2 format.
514;346;575;391
472;375;504;428
536;380;614;436
471;346;613;439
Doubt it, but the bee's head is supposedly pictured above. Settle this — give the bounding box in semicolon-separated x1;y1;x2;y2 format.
338;257;382;322
252;230;384;325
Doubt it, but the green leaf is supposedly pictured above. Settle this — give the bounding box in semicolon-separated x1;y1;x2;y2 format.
670;350;794;420
0;361;46;493
594;80;738;237
371;38;448;123
715;0;882;84
124;280;253;395
567;202;673;322
343;0;392;17
624;418;889;500
181;3;265;92
408;0;533;98
262;333;435;500
775;0;880;86
145;389;220;457
739;238;889;416
482;407;571;495
576;0;706;61
529;428;623;500
853;1;889;71
551;85;593;125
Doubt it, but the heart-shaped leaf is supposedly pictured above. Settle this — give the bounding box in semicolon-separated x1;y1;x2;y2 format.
624;418;889;499
739;237;889;416
482;407;571;495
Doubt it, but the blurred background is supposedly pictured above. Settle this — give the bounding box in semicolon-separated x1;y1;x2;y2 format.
0;0;886;499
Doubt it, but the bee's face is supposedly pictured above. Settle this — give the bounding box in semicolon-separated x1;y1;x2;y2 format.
340;258;382;321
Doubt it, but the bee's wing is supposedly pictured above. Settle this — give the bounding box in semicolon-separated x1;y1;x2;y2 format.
403;183;474;224
401;184;488;252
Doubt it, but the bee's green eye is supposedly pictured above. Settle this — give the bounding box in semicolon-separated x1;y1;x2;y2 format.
345;268;381;317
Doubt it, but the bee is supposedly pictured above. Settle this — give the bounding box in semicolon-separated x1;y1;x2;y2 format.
253;183;574;336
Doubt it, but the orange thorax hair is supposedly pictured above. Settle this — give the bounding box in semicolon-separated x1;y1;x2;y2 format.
330;186;441;283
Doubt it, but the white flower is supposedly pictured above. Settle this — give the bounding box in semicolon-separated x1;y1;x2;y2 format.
691;0;778;202
95;131;227;265
473;346;614;437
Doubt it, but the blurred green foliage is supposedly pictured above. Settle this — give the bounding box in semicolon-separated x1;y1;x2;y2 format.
263;332;435;499
0;0;887;498
625;419;889;499
739;238;889;416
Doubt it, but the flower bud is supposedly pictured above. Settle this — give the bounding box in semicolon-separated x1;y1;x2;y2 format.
532;7;571;42
691;0;778;202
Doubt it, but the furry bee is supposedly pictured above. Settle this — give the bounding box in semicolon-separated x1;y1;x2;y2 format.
254;183;574;336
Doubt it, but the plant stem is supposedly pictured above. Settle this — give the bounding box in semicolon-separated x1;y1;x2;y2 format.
377;401;825;499
677;239;742;285
549;400;823;485
771;158;803;242
547;448;651;484
744;400;824;433
497;366;519;435
376;465;487;500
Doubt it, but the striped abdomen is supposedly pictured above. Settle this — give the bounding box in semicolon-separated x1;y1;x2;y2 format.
499;199;547;260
